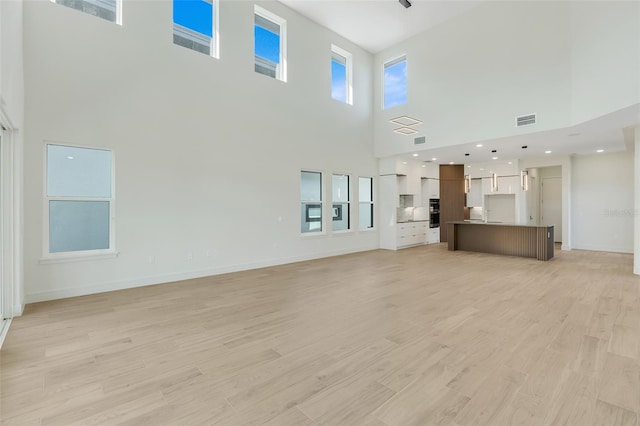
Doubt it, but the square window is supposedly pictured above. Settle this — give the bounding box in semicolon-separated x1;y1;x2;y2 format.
255;6;287;82
173;0;218;58
384;55;407;109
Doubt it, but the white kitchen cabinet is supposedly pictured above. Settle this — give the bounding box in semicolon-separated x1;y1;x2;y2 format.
466;179;482;207
396;221;428;248
421;178;440;200
426;227;440;244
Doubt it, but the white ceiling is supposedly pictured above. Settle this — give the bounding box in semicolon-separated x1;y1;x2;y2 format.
278;0;484;53
395;104;640;166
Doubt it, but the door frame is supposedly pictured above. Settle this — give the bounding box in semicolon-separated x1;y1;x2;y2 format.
0;107;22;348
540;176;562;243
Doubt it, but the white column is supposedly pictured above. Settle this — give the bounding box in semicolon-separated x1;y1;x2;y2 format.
635;126;640;275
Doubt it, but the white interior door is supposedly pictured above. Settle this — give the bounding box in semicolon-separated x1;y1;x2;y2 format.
485;194;516;223
541;177;562;242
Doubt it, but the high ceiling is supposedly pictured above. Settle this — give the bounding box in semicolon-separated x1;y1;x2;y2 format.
278;0;484;53
278;0;639;163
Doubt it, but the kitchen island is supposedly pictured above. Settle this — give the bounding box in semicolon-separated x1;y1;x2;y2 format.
447;221;554;261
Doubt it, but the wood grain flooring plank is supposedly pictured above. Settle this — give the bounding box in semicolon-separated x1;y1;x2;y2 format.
1;246;639;425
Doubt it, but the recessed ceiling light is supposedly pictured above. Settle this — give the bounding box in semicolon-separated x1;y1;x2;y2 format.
431;157;437;161
492;157;498;160
422;164;426;167
402;161;408;165
480;168;485;171
476;144;483;148
390;115;422;126
393;127;418;135
508;161;512;165
467;165;471;168
66;156;74;160
545;150;552;154
412;153;419;157
596;149;604;153
449;161;455;165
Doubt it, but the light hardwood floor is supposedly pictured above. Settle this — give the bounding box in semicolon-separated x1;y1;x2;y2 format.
1;244;639;425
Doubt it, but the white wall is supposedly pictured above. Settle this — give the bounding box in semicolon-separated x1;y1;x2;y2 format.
572;152;634;253
373;1;640;158
22;0;377;302
570;1;640;124
374;1;572;158
0;0;25;316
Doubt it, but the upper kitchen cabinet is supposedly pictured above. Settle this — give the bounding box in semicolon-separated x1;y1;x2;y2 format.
421;177;440;199
466;179;482;207
420;162;439;179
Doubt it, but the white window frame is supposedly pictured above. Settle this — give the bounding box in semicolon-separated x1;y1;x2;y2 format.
358;176;375;231
331;44;353;105
331;173;352;233
300;169;325;236
383;54;407;110
51;0;123;25
42;142;116;262
254;5;287;82
172;0;219;59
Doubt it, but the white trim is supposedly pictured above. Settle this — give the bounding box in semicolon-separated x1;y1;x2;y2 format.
331;44;353;105
254;5;287;82
39;251;119;264
25;244;380;304
570;245;630;254
0;107;23;321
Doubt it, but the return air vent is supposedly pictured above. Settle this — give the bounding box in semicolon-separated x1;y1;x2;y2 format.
414;136;426;145
516;113;537;127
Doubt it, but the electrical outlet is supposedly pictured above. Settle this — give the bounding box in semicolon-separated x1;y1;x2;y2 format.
187;252;193;261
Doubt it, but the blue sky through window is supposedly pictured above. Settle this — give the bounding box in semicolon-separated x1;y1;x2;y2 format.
384;58;407;109
331;59;347;102
173;0;213;37
255;25;280;64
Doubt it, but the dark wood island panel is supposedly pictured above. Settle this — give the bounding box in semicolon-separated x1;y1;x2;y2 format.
447;221;554;261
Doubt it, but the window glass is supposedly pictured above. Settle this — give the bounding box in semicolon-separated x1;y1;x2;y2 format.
384;56;407;109
255;7;286;81
47;145;112;198
46;144;114;254
332;174;350;231
173;0;217;57
358;177;374;229
301;171;322;233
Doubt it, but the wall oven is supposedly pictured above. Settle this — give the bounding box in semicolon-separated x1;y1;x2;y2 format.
429;198;440;228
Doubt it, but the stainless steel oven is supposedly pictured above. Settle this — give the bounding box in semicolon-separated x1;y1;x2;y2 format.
429;198;440;228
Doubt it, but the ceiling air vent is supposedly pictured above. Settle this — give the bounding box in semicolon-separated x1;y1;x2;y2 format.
516;113;537;127
414;136;426;145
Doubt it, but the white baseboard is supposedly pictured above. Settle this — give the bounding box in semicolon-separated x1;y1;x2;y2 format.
25;245;378;304
570;244;633;254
